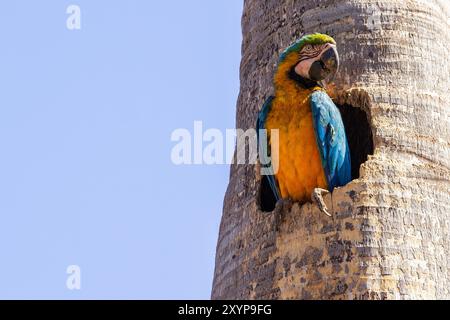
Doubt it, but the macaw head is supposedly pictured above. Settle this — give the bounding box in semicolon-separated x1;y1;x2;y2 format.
275;33;339;88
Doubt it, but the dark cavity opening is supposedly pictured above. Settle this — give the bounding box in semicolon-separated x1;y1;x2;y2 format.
258;103;374;213
259;175;278;212
337;103;374;180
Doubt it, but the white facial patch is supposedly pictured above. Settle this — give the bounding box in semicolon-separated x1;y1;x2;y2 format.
294;57;315;79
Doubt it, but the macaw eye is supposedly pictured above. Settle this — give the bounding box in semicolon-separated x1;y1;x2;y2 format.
303;44;313;51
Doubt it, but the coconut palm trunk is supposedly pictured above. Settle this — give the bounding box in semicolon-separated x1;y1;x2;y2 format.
212;0;450;299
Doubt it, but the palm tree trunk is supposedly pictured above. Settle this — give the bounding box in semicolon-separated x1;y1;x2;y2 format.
212;0;450;299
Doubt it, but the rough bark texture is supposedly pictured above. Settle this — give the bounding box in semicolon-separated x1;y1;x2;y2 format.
212;0;450;300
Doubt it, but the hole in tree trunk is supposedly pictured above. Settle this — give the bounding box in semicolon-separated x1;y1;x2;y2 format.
258;102;374;212
337;103;374;180
259;175;278;212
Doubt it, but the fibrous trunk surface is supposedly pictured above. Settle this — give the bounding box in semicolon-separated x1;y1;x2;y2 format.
212;0;450;300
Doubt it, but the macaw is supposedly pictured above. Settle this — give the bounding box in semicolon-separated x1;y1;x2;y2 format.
257;33;351;216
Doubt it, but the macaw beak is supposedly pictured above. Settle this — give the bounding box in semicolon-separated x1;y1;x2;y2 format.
309;45;339;81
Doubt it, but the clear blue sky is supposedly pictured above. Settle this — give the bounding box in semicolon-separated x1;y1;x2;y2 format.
0;1;242;299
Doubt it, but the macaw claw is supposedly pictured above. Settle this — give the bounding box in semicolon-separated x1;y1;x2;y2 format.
312;188;332;217
274;198;294;214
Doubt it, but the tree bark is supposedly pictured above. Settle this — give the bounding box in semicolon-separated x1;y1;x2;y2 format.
212;0;450;300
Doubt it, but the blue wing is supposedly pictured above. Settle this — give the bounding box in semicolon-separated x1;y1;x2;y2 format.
310;91;351;190
257;96;281;202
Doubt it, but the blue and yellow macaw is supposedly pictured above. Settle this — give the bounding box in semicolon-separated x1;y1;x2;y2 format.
257;33;351;216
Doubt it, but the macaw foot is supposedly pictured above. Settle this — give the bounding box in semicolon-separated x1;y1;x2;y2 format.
273;198;293;229
312;188;332;217
274;198;294;215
